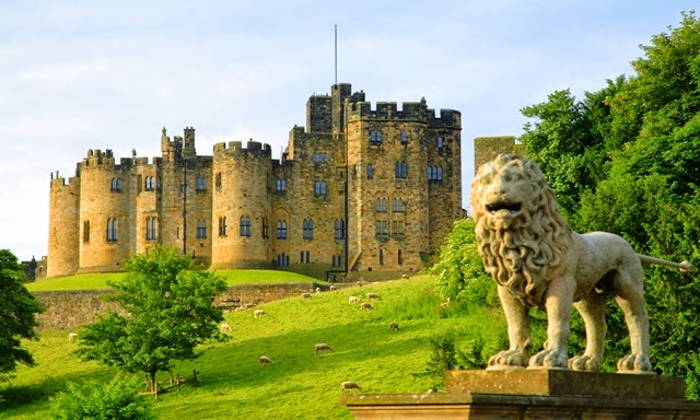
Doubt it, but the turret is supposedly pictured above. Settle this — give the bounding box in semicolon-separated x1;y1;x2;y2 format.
47;176;80;277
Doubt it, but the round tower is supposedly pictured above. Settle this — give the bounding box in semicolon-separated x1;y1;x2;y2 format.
47;176;80;278
78;150;131;273
211;141;272;269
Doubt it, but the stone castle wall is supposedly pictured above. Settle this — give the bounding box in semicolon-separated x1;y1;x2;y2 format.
34;282;320;330
473;136;525;175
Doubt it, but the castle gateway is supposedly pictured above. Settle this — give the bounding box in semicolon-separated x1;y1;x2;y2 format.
47;83;462;278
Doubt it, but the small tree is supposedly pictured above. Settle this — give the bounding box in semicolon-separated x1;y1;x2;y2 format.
77;246;227;396
51;376;155;420
0;249;42;381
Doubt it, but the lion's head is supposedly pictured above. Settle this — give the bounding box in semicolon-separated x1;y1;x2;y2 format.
470;154;572;307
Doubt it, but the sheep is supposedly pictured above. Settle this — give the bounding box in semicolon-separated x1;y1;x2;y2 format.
440;297;452;309
401;274;409;279
245;302;257;308
219;323;232;333
329;285;337;291
366;292;380;300
314;343;332;355
259;355;273;365
315;287;322;293
254;309;267;319
68;332;78;342
301;292;312;299
348;296;360;304
360;302;373;310
389;321;399;331
340;381;361;391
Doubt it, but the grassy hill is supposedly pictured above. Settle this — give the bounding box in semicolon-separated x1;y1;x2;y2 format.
2;275;505;419
26;269;320;292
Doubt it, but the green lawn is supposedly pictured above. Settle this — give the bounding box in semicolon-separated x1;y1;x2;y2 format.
2;275;505;419
26;269;319;292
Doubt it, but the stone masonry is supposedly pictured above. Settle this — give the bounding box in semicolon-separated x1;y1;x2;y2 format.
47;83;462;278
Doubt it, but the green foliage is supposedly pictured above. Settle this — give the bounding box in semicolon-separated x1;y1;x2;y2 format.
431;219;498;309
50;376;154;420
0;249;42;380
520;11;700;395
76;246;228;393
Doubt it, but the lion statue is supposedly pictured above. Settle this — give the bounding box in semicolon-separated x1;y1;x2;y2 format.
471;154;651;374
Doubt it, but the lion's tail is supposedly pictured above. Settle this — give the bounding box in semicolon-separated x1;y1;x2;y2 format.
638;254;694;273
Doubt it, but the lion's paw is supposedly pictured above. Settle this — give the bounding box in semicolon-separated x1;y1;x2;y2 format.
617;353;652;374
487;350;528;369
568;355;601;372
528;349;568;369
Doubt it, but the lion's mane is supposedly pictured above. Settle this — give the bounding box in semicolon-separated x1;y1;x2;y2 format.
471;155;573;307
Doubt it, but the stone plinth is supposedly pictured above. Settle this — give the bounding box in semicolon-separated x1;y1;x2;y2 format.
343;370;700;419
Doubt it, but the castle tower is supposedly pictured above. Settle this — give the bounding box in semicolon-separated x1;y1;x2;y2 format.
211;140;272;269
47;175;80;277
77;149;131;272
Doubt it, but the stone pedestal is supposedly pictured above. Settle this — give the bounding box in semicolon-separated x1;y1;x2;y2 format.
343;370;700;419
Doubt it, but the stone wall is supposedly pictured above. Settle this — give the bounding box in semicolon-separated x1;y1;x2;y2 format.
473;136;525;175
33;282;320;330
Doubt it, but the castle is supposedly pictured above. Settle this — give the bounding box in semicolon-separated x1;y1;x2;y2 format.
47;83;462;279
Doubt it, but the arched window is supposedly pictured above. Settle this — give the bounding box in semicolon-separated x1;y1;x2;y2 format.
314;181;327;196
218;216;227;237
196;221;207;238
303;218;314;239
144;176;154;191
106;218;118;242
83;220;90;243
276;220;287;239
375;198;388;212
334;219;345;239
392;198;406;213
146;217;157;240
240;216;251;237
110;178;122;192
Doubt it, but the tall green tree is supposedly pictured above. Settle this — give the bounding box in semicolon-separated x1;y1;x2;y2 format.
0;249;42;380
77;246;227;396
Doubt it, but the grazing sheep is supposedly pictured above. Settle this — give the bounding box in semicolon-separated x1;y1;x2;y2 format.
329;285;337;291
301;292;312;299
315;287;322;293
314;343;332;355
348;296;360;304
401;274;409;279
219;323;232;333
68;332;78;342
389;321;399;331
361;302;373;310
254;309;267;319
340;381;361;391
259;355;273;365
366;292;380;300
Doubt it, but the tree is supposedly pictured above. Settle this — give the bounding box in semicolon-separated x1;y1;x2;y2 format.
51;376;154;420
0;249;42;380
77;246;227;396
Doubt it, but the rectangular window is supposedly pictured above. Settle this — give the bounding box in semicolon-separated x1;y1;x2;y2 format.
215;173;222;192
392;220;405;239
367;164;374;180
240;216;251;237
375;220;388;240
276;253;290;267
334;219;345;240
106;218;118;242
395;162;408;178
276;220;287;239
312;153;329;163
369;130;382;145
436;137;444;149
83;220;90;243
196;177;207;192
146;217;157;241
400;131;408;145
276;178;286;193
262;217;269;239
314;181;327;196
392;198;406;212
375;198;388;212
428;166;444;183
196;221;207;238
219;217;227;237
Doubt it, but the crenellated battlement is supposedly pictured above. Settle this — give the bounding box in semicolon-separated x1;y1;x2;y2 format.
81;149;116;169
346;99;460;128
213;140;272;158
50;176;80;190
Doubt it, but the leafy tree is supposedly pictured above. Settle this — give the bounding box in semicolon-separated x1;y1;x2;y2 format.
77;246;227;396
51;376;154;420
0;249;42;381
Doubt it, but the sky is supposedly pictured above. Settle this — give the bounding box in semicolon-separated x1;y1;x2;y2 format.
0;0;696;261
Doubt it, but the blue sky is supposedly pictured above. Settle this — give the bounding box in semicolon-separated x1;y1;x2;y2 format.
0;1;696;260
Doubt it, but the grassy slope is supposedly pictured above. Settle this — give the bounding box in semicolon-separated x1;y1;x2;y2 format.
26;269;319;292
2;275;505;419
